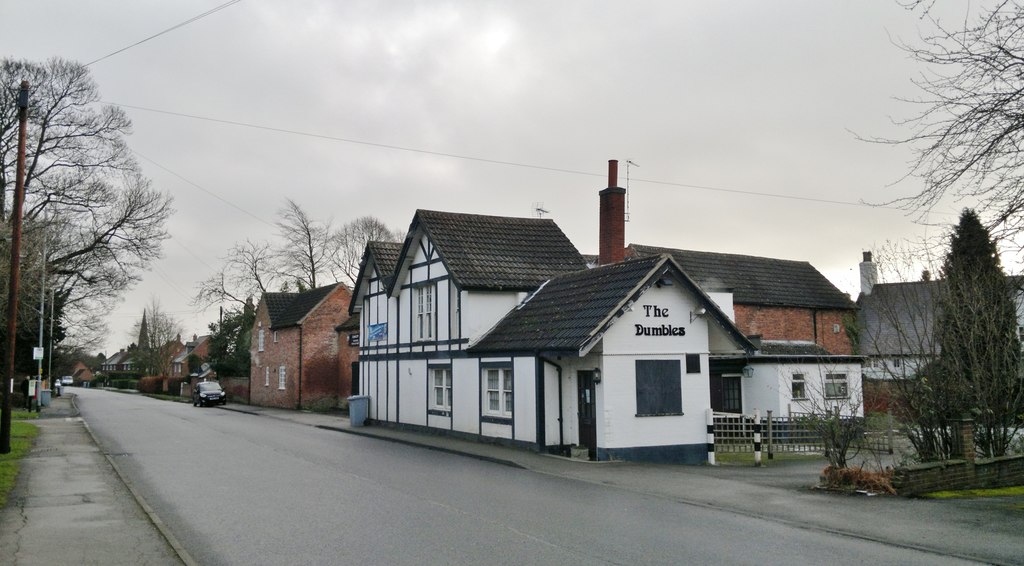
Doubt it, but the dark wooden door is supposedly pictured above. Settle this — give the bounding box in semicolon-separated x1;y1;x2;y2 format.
351;362;360;395
710;374;742;413
577;371;597;460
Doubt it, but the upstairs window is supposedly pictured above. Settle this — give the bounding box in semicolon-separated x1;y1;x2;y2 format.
416;285;435;341
258;323;265;352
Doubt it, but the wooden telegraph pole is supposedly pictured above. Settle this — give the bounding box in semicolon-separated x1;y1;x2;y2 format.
0;80;29;454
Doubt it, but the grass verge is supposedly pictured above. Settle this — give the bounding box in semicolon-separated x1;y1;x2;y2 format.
0;419;40;507
921;486;1024;499
715;451;824;465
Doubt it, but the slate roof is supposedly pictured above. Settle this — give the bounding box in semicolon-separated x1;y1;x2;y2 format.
629;244;855;310
335;312;360;332
264;283;343;329
470;254;752;355
406;210;587;291
857;281;942;356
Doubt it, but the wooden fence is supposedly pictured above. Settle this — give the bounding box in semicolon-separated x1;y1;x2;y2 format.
712;411;893;459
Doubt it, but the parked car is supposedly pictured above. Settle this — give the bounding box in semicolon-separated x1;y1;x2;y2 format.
61;376;73;385
192;381;227;407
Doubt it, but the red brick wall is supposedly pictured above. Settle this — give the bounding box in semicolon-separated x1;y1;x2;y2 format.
733;305;853;355
250;301;301;409
249;287;353;410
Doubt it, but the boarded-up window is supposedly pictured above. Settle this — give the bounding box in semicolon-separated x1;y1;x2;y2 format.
685;353;701;374
635;360;682;416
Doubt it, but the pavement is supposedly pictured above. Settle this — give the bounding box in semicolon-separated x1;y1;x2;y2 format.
2;390;1023;565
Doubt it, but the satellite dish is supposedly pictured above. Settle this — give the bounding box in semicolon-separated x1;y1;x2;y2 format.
201;363;211;372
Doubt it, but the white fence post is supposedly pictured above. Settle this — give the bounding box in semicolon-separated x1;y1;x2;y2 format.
706;408;716;466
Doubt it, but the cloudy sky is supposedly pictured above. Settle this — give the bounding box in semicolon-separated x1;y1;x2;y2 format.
0;1;984;356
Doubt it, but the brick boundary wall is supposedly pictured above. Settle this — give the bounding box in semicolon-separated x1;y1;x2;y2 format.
892;455;1024;496
220;376;251;404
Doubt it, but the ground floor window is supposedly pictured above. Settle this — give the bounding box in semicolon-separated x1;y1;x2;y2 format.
278;366;286;390
636;360;682;416
431;367;452;411
264;366;270;387
791;373;806;400
825;373;848;399
483;367;513;418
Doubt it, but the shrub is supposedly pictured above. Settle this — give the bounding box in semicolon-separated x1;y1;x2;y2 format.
821;465;895;495
137;376;166;394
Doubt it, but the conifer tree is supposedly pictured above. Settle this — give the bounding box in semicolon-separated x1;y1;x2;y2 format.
938;209;1023;457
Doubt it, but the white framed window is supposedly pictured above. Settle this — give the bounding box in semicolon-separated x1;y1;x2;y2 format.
278;366;286;390
825;374;848;399
273;330;279;343
264;366;270;387
430;367;452;411
258;323;265;352
791;373;807;400
415;285;435;341
483;368;513;418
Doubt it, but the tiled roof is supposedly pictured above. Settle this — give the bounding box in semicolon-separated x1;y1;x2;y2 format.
335;312;359;332
265;283;343;329
470;255;752;355
629;244;855;310
367;241;402;287
857;281;942;356
411;210;587;291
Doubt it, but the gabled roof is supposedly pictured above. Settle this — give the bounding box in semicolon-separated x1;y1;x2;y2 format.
629;244;855;310
172;335;210;364
393;210;587;293
857;280;942;356
103;350;131;366
367;241;402;288
469;254;754;355
335;312;359;332
263;283;344;330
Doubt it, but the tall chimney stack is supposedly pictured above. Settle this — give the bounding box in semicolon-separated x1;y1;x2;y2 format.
859;251;878;296
599;159;626;265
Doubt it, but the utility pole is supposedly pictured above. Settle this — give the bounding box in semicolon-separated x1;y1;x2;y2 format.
1;81;30;454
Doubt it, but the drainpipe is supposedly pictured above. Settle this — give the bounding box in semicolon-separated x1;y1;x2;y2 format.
297;326;303;410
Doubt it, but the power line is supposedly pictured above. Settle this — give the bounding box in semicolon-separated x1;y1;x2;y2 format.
108;101;915;213
84;0;244;67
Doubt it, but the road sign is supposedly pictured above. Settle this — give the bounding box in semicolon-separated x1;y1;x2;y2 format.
32;347;43;360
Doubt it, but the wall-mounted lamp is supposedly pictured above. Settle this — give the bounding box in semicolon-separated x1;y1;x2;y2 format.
741;365;755;379
690;307;707;322
593;368;602;383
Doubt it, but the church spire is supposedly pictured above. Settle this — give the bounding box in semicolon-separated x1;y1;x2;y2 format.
138;310;150;350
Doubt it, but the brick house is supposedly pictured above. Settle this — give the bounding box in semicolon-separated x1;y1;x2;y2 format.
171;334;211;379
68;360;94;383
250;283;353;410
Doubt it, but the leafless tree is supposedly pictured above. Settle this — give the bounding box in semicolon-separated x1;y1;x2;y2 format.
884;1;1024;237
329;215;403;286
129;297;183;377
0;58;173;346
275;198;336;290
193;239;279;309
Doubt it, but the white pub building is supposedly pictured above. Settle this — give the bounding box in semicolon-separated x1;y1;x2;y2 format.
350;163;776;463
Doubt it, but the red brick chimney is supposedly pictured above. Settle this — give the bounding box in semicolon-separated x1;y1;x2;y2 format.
599;159;626;265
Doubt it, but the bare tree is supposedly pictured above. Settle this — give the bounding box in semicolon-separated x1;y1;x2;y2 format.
193;239;279;309
0;58;173;345
330;215;403;286
275;198;336;289
129;298;183;377
886;1;1024;236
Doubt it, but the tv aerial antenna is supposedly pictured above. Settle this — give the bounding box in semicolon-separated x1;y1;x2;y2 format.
533;202;549;218
625;160;638;222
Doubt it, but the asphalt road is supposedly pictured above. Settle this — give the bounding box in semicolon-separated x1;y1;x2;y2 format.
75;389;984;566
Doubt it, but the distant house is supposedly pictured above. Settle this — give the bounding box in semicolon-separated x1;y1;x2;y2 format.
68;360;94;383
171;334;211;379
100;349;134;372
250;283;353;410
